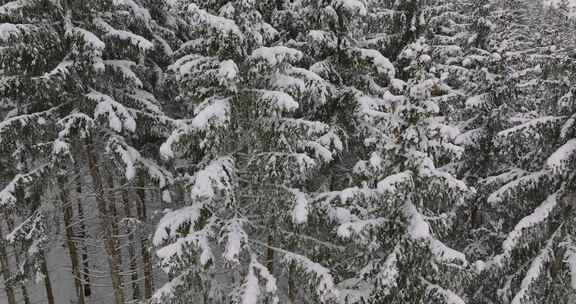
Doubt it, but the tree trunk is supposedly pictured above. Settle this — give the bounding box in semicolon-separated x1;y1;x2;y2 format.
75;167;92;298
5;217;31;304
106;174;124;276
0;222;17;304
84;140;125;304
266;233;274;273
40;251;55;304
122;190;140;300
288;264;296;304
58;175;86;304
134;181;153;301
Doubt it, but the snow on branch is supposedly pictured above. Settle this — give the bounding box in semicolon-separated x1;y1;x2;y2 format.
189;157;235;203
239;257;279;304
220;218;248;264
191;97;231;130
423;279;466;304
249;46;303;69
283;252;339;303
88;91;137;133
354;48;396;79
153;204;204;246
499;194;558;256
95;18;153;51
510;237;555;304
563;240;576;290
487;171;547;205
332;0;367;15
288;188;309;224
104;60;143;88
545;139;576;175
187;4;242;38
0;165;49;209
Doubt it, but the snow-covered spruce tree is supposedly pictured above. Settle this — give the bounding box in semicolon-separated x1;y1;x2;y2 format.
459;1;576;302
0;0;174;303
153;1;343;303
266;1;476;303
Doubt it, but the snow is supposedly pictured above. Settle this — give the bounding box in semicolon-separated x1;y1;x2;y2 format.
502;194;557;252
250;46;303;67
332;0;367;15
425;282;466;304
153;205;203;246
0;23;25;41
104;60;143;88
57;112;95;139
187;3;242;37
156;228;214;268
217;59;239;85
0;0;28;15
510;243;553;304
190;157;234;203
241;264;260;304
403;201;431;240
356;48;396;78
283;253;339;303
564;244;576;290
337;218;387;239
290;188;309;224
105;137;139;180
95;18;153;51
545;139;576;174
191;97;231;130
430;239;468;266
113;0;151;21
247;259;279;303
560;113;576;140
258;90;299;112
89;91;137;133
497;116;565;139
466;94;488;108
0;176;17;208
377;171;413;193
487;171;546;205
374;246;400;296
69;27;105;51
221;218;247;264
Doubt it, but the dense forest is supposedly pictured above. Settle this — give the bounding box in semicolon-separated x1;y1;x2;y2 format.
0;0;575;303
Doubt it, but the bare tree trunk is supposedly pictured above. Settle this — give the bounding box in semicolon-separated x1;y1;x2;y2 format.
75;167;92;298
122;190;140;300
58;175;86;304
288;264;296;304
106;174;124;276
266;233;274;273
5;217;31;304
134;181;153;301
0;222;17;304
84;140;125;304
39;251;55;304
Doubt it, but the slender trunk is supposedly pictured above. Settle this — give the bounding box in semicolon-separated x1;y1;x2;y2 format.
75;167;92;298
122;190;140;300
106;175;123;275
58;176;86;304
134;182;153;300
19;281;31;304
0;222;17;304
266;233;274;273
84;140;125;304
288;264;296;304
5;217;31;304
40;252;55;304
